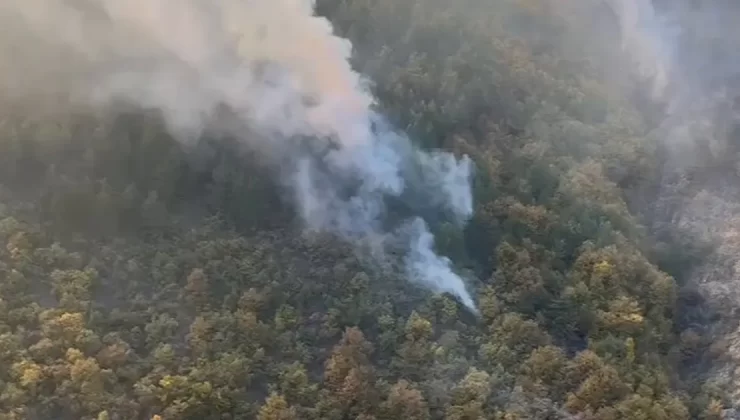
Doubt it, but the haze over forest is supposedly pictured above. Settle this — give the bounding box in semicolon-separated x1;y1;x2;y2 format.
2;0;740;419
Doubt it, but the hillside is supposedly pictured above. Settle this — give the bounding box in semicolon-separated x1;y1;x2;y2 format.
0;0;734;419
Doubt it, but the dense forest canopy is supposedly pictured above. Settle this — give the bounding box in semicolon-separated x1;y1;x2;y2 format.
1;0;740;419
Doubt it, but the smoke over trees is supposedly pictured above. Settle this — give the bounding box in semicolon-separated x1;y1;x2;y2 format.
0;0;738;419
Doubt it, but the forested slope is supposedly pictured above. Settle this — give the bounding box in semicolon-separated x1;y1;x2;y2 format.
0;0;730;419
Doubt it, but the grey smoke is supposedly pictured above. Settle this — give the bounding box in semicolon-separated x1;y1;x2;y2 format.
406;218;477;313
609;0;740;407
0;0;477;311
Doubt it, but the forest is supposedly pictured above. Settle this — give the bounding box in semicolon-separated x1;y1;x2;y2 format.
0;0;738;419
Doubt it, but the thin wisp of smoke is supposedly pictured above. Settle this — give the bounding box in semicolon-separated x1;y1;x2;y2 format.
0;0;478;312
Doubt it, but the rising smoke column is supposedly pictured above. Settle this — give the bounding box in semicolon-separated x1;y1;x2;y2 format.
0;0;478;312
605;0;673;99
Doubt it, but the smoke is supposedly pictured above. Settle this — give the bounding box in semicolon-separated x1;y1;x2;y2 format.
605;0;673;99
607;0;740;115
0;0;477;312
608;0;740;405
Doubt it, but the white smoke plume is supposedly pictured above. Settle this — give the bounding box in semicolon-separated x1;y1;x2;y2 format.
604;0;674;100
0;0;477;312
